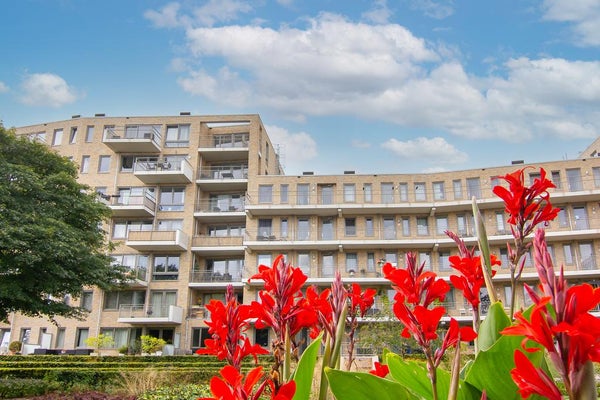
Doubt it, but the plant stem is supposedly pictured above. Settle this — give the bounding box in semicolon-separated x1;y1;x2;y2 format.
283;328;291;382
318;335;332;400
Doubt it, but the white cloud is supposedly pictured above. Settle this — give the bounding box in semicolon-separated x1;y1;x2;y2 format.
0;81;8;93
19;73;79;107
351;139;371;149
264;125;318;173
362;0;392;24
144;2;182;28
408;0;455;19
542;0;600;46
382;136;468;164
192;0;253;27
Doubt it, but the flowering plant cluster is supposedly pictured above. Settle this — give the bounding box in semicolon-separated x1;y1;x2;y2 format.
198;167;599;400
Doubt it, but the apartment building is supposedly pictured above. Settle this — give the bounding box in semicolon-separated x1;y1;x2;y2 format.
2;113;600;355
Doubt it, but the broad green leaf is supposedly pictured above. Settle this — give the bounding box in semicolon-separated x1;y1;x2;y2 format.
477;302;511;352
291;332;322;400
325;367;418;400
465;334;547;400
386;353;480;400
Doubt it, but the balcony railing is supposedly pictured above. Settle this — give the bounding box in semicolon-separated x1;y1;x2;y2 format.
126;229;189;251
109;191;156;217
195;198;246;213
190;270;243;283
133;157;193;184
118;304;183;324
102;125;162;152
198;164;248;180
198;133;250;149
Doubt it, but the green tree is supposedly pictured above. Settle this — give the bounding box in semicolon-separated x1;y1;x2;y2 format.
0;126;126;322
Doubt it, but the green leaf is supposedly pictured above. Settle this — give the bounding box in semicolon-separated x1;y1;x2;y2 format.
477;302;511;352
386;354;480;400
325;367;418;400
292;332;322;400
465;334;546;400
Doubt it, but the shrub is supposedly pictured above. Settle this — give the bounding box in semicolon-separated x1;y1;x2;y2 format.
0;377;61;398
7;341;21;354
140;335;167;354
138;383;211;400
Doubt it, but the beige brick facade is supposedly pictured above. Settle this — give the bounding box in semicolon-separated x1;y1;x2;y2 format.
1;113;599;355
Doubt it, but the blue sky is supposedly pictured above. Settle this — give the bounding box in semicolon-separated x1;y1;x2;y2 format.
1;0;599;175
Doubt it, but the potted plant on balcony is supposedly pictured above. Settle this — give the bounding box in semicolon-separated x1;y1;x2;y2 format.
8;341;21;355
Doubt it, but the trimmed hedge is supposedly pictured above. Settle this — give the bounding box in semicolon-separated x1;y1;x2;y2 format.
0;378;61;398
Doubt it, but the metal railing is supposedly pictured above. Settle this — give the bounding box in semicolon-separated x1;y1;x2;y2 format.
103;125;162;147
198;164;248;180
190;270;243;283
195;198;246;213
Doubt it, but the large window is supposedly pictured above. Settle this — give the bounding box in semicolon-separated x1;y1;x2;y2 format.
297;184;310;205
579;243;595;270
438;251;451;271
112;220;153;239
433;182;445;200
208;224;245;237
345;218;356;236
573;206;589;230
343;184;355;202
98;155;111;173
381;183;394;203
153;255;180;280
104;290;145;310
112;254;149;280
453;179;463;199
320;185;334;204
365;217;374;237
321;218;334;240
206;258;243;279
415;182;426;201
80;156;90;174
76;328;89;348
402;217;410;236
346;253;358;272
258;185;273;203
417;217;429;235
280;184;288;203
466;177;481;199
383;217;395;239
192;327;212;349
209;193;243;211
165;124;190;147
85;126;94;142
69;127;77;144
436;216;448;235
160;187;185;211
321;254;335;277
297;218;310;240
363;184;372;202
52;128;63;146
399;183;408;201
258;219;273;238
566;168;583;191
297;253;310;275
80;291;94;312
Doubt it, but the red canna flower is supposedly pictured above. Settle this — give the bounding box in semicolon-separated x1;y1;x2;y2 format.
434;318;477;366
448;253;499;309
196;285;268;370
501;297;556;354
369;361;390;378
510;350;562;400
492;167;559;237
347;283;376;317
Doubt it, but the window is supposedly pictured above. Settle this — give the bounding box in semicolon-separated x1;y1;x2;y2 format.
557;207;569;228
443;289;455;309
208;224;245;237
254;328;269;348
80;156;90;173
566;168;582;191
383;217;395;239
280;184;288;203
433;182;445;200
112;254;149;281
528;172;541;185
499;248;509;268
381;183;394;203
490;176;500;189
81;291;93;311
165;124;190;147
417;217;429;235
551;170;561;189
365;217;374;237
563;244;574;264
385;252;398;267
297;218;310;240
297;253;310;275
55;328;65;348
76;328;89;348
593;167;600;187
28;131;46;142
192;328;212;349
457;214;467;236
579;242;595;270
321;254;335;277
112;220;153;239
363;184;372;202
160;187;185;211
280;219;288;239
402;217;410;236
99;328;132;349
321;218;334;240
496;212;507;234
20;328;31;344
346;253;358;272
257;253;272;266
504;286;512;308
399;183;408;201
344;184;355;202
120;155;135;172
98;155;111;173
415;182;426;201
258;219;273;238
52;128;63;146
157;219;183;231
453;179;463;199
573;206;589;230
466;177;481;199
321;185;333;204
103;290;145;310
153;255;180;280
367;253;375;271
345;218;356;236
69;127;77;144
206;258;243;279
297;184;309;205
438;251;451;271
436;216;448;235
419;252;431;270
150;291;177;317
85;126;94;142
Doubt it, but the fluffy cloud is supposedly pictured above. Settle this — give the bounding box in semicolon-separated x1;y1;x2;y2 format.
0;81;8;93
19;73;79;107
382;136;468;164
542;0;600;46
145;0;253;28
144;2;182;28
264;125;318;173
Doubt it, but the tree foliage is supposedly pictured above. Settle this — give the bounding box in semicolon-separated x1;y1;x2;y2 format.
0;126;125;322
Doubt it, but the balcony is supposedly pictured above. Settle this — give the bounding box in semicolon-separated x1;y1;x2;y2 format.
102;125;162;153
133;157;193;184
189;270;243;284
191;235;245;255
194;199;246;222
126;229;189;251
197;164;249;191
109;191;156;217
198;133;250;161
118;304;183;324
